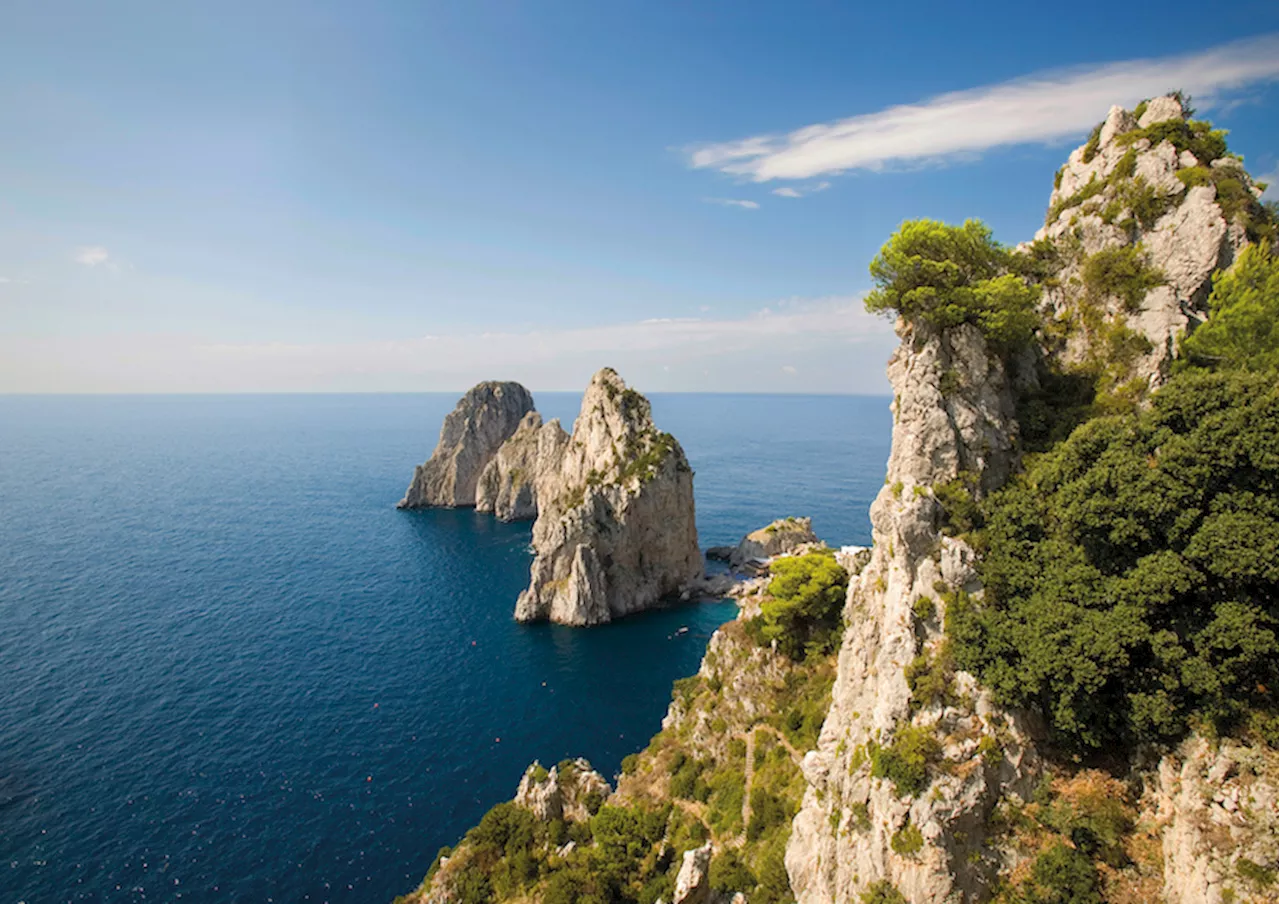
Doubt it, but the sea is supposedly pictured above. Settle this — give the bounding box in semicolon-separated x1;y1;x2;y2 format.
0;392;891;903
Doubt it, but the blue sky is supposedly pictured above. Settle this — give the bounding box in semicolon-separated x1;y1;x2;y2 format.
1;1;1276;393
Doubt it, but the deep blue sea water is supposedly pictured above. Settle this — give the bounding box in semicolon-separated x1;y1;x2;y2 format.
0;393;890;903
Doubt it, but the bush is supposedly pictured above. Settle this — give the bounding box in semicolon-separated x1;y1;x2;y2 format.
620;753;640;776
710;848;757;892
890;822;925;856
865;219;1040;350
747;551;849;660
870;724;942;796
951;370;1279;751
1023;842;1103;904
746;787;793;841
1080;245;1164;312
1116;117;1227;164
1180;243;1278;374
933;475;981;536
861;880;909;904
905;642;955;711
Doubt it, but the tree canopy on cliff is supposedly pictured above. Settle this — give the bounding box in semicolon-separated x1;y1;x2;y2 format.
951;369;1278;750
1180;242;1279;375
864;219;1041;349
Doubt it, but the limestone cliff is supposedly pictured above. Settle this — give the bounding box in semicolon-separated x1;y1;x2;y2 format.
729;517;820;567
1037;94;1265;385
514;368;702;626
475;412;570;521
787;320;1040;903
398;382;536;509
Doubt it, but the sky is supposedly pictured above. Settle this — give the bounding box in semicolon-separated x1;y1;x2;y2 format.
1;1;1276;394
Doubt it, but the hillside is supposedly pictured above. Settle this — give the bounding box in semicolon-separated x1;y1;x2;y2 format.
393;94;1278;904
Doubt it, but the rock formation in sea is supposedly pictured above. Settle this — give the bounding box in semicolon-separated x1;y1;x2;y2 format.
475;412;570;521
397;381;536;509
514;368;702;626
399;368;702;625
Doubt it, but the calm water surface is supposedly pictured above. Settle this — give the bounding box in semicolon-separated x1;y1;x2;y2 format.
0;392;890;903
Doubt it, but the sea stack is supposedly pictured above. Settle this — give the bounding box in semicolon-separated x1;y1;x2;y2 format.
475;411;570;522
514;368;702;626
397;381;535;509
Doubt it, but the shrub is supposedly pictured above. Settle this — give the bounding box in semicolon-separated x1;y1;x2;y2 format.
933;475;981;536
1116;117;1227;164
1047;176;1106;223
1081;245;1164;312
1181;243;1278;374
1081;123;1103;163
861;880;909;904
890;822;925;856
746;787;790;841
870;724;942;796
710;848;757;892
905;642;955;711
951;370;1279;751
620;753;640;776
747;551;849;660
865;219;1040;350
1024;842;1103;903
530;763;549;783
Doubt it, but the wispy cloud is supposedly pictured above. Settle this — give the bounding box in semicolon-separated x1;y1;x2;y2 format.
771;182;831;198
74;246;111;267
0;297;897;393
689;35;1279;182
703;197;760;209
1260;172;1277;202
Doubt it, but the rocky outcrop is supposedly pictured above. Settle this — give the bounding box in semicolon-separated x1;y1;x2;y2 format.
513;758;612;823
672;842;712;904
475;412;569;521
1144;737;1279;904
398;382;535;508
728;517;819;567
1037;94;1264;385
514;368;702;626
786;320;1041;903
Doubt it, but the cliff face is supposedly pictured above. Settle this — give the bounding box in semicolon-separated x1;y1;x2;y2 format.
514;368;701;626
787;322;1040;903
475;412;570;522
398;382;536;509
1037;94;1264;384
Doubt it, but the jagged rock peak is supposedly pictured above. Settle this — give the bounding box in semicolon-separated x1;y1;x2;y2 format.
513;758;611;823
514;368;702;626
1037;93;1266;385
787;318;1039;904
397;381;535;509
475;411;570;521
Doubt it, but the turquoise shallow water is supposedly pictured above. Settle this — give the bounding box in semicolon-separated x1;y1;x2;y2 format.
0;392;890;903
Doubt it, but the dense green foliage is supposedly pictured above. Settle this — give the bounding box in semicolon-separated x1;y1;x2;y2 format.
869;724;942;796
952;370;1278;750
864;219;1041;349
746;551;848;660
1115;117;1228;165
861;880;909;904
1080;245;1164;313
1181;243;1279;374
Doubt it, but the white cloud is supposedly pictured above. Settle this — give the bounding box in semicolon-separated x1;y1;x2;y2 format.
781;365;798;374
74;246;111;267
1259;172;1277;202
704;197;760;209
0;297;897;393
771;182;831;198
689;35;1279;182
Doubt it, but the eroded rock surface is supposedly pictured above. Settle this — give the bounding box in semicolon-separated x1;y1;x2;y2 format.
398;381;535;508
786;320;1041;904
514;368;701;625
475;412;570;521
1037;93;1263;385
729;517;819;567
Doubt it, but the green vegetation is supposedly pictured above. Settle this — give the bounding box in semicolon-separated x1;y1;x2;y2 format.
951;370;1278;751
869;724;942;797
904;641;956;712
1115;116;1227;164
890;822;925;856
1080;245;1164;312
1236;857;1278;888
1080;123;1103;163
1046;175;1107;224
745;550;849;660
861;880;909;904
1180;243;1278;374
864;219;1041;350
933;474;981;537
